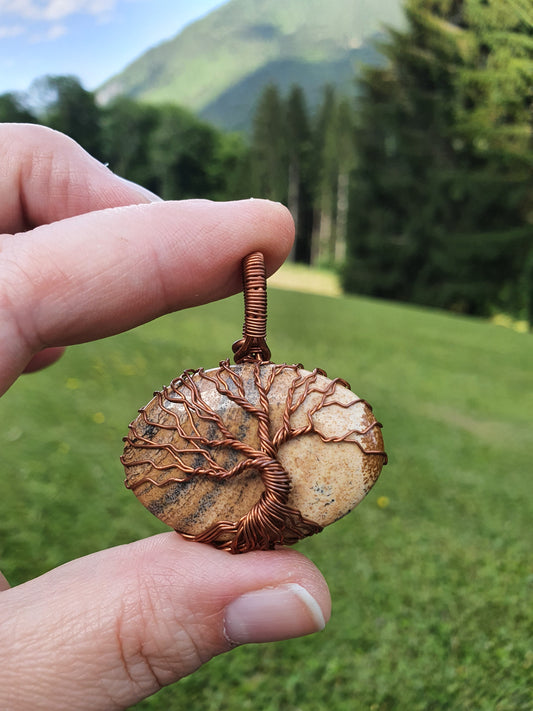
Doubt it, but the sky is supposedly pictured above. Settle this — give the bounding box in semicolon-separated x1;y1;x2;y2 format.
0;0;226;95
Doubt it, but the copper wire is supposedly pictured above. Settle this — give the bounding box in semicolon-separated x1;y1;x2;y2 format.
232;252;271;363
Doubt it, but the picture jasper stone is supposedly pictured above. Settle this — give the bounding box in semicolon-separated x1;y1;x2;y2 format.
122;360;386;553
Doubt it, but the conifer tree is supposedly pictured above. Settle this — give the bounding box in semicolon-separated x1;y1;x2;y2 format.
312;86;339;265
250;84;288;204
311;87;357;266
285;85;314;261
333;97;356;264
344;0;533;319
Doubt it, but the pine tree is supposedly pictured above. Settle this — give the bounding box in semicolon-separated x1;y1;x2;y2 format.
312;87;357;266
250;84;288;204
312;86;339;266
285;85;314;262
344;0;533;319
333;97;357;264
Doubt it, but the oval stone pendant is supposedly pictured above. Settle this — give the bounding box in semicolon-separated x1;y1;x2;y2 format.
122;254;387;553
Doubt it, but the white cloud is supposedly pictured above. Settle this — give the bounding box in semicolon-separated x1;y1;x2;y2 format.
0;0;119;21
0;0;124;45
43;1;117;21
45;21;67;37
0;23;25;37
29;21;67;41
0;1;42;19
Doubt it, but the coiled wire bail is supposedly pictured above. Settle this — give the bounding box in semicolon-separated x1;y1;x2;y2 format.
232;252;272;363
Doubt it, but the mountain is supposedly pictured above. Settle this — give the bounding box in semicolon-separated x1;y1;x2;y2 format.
98;0;405;132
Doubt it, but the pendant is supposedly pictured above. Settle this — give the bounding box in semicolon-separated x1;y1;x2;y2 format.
121;253;387;553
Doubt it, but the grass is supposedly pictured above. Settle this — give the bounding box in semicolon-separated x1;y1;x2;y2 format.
268;261;342;297
0;285;531;710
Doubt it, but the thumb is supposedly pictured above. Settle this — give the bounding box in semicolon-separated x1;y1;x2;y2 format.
0;533;330;711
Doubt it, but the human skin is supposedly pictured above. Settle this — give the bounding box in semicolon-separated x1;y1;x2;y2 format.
0;124;331;710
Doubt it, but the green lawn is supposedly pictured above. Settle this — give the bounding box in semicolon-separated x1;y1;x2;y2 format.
1;286;531;710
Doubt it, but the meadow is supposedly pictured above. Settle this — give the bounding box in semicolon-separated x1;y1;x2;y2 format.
0;276;531;710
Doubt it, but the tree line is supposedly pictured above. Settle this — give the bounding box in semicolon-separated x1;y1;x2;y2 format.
0;75;349;266
0;75;251;203
1;0;531;323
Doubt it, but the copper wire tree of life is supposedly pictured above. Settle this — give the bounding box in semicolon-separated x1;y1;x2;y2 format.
122;253;387;554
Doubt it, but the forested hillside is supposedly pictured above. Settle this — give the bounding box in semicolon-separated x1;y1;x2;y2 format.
97;0;405;131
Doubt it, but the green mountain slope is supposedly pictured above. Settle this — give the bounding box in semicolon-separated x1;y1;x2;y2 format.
98;0;405;131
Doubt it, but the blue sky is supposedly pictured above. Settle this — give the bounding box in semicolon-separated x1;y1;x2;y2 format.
0;0;226;95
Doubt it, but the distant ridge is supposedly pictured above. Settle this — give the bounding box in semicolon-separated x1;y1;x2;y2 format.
98;0;405;131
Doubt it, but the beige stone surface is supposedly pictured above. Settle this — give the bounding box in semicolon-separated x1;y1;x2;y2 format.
122;362;386;541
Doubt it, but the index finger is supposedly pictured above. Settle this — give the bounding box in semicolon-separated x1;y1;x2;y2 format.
0;198;294;394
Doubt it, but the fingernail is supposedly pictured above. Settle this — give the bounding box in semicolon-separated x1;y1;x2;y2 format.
224;583;326;645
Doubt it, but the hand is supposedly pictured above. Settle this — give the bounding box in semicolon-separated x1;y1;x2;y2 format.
0;125;331;710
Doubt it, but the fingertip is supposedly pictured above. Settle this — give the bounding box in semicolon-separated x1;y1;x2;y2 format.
133;534;331;647
220;545;331;647
235;198;295;273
